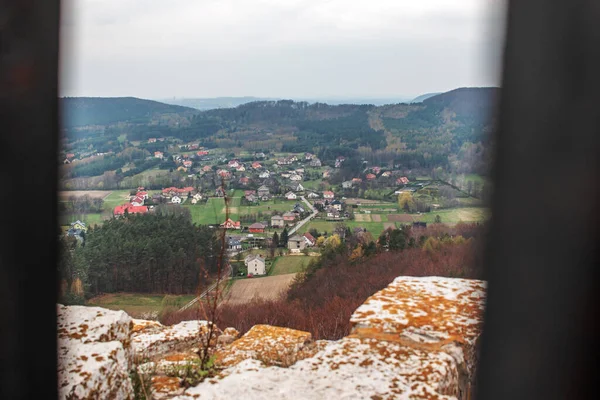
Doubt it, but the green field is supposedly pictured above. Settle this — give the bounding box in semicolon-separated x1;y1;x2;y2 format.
87;293;196;317
270;256;311;276
417;207;490;224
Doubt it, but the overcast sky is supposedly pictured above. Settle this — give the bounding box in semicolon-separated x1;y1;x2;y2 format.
60;0;506;99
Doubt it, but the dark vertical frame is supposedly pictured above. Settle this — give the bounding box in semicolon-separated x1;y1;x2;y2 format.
0;0;60;398
477;0;600;398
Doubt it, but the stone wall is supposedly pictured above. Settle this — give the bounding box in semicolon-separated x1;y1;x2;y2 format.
57;276;486;399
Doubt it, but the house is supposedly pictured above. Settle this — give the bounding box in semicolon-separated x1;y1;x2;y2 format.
331;199;343;211
271;215;285;228
289;174;302;182
197;150;209;156
217;169;231;179
326;207;341;220
252;162;262;169
228;237;242;251
113;204;148;217
397;176;410;185
190;198;198;204
215;187;226;197
244;254;266;276
228;160;240;168
244;190;256;197
249;223;266;233
309;158;322;167
220;219;241;229
257;185;270;197
188;143;200;150
183;160;193;168
239;177;250;186
277;158;292;165
203;165;212;172
293;203;305;213
285;191;297;200
154;151;164;159
281;172;291;179
259;171;271;179
136;191;148;200
304;152;314;161
352;178;363;184
70;220;87;232
287;235;306;252
63;158;71;164
171;196;182;204
246;194;258;203
66;153;75;159
193;193;203;201
342;181;353;189
288;155;298;162
323;191;335;200
366;173;377;180
148;138;157;143
303;232;316;247
381;171;392;177
130;196;145;206
290;183;304;192
295;168;305;175
307;191;319;199
372;166;382;175
236;165;246;172
322;170;331;178
254;152;266;159
335;156;345;168
282;212;296;222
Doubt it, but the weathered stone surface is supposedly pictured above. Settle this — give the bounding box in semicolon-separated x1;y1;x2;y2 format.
131;320;218;361
350;276;486;390
57;305;134;399
177;336;460;400
57;304;132;347
215;324;313;368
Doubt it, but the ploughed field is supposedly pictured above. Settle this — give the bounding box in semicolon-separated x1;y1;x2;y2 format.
225;274;296;305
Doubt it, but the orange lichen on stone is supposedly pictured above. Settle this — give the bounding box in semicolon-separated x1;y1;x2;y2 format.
152;375;183;394
215;324;313;368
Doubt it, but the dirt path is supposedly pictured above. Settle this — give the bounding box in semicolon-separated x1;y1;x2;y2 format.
224;274;296;305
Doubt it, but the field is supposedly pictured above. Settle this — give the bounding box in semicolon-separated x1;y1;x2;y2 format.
270;256;311;275
417;207;490;224
225;274;296;305
59;190;113;199
60;212;105;227
87;293;196;318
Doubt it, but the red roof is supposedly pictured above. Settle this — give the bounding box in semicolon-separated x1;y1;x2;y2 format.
366;173;376;180
397;177;409;184
113;204;148;216
136;191;147;197
303;232;316;244
197;150;209;156
323;191;334;197
66;153;75;158
130;196;144;204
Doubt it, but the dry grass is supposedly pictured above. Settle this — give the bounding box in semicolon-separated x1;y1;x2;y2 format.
225;274;296;305
58;190;113;199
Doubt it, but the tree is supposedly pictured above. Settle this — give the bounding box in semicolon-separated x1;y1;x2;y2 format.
398;192;415;213
434;215;442;223
280;227;289;248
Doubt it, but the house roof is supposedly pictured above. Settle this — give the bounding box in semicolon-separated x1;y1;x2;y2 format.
303;232;316;244
271;215;284;220
285;191;296;197
282;212;295;217
258;185;269;191
114;204;148;215
288;235;304;242
131;196;144;204
249;223;266;229
323;191;334;196
245;254;265;263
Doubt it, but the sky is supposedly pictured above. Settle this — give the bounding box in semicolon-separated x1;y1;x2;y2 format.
60;0;506;99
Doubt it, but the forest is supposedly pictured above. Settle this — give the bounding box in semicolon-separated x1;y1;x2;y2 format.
59;213;222;298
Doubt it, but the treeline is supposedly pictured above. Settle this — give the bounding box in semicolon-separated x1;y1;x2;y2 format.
63;213;222;296
70;155;127;178
163;222;486;339
59;195;104;214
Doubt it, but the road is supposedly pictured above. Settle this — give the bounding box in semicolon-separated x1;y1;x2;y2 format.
289;196;318;235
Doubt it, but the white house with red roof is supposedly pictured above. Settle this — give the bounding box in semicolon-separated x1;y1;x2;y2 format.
154;151;164;159
397;176;410;185
323;191;335;200
220;219;241;230
303;232;316;247
130;196;145;206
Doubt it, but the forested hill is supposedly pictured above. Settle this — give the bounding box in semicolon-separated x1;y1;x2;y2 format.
61;97;197;127
410;92;441;103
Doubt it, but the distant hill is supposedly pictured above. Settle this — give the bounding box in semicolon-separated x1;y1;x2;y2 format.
159;97;280;111
410;92;442;103
61;97;197;127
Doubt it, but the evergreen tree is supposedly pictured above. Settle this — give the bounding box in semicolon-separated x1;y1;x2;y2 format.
280;227;289;247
